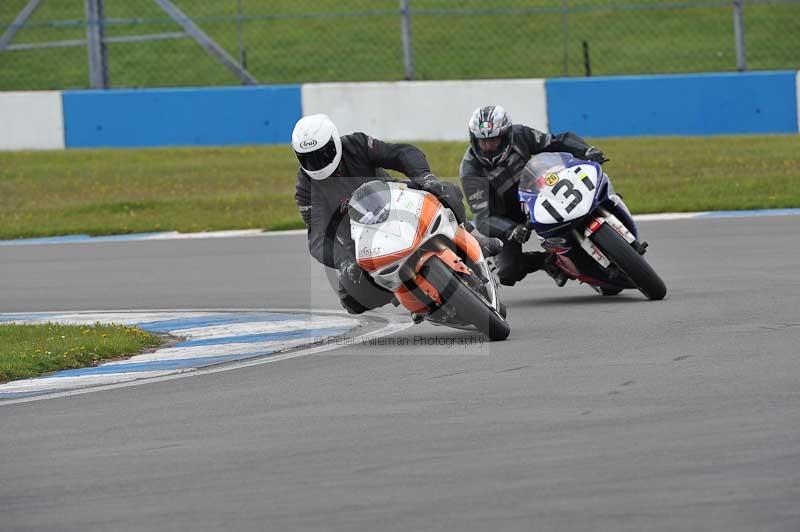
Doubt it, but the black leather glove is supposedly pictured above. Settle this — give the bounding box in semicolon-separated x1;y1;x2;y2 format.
413;173;448;196
411;174;466;224
338;258;364;285
584;146;608;164
507;224;531;244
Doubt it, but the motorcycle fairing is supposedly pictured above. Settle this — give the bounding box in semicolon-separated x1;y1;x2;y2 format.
350;182;501;318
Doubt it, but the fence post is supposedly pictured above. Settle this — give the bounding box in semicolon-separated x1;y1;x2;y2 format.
582;41;591;77
85;0;109;88
236;0;246;68
561;0;569;76
400;0;416;80
733;0;747;71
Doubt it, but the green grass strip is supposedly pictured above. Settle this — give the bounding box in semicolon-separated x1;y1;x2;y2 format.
0;134;798;240
2;1;798;89
0;323;163;383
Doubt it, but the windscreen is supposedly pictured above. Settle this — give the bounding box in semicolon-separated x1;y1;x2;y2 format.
518;152;575;192
348;181;392;225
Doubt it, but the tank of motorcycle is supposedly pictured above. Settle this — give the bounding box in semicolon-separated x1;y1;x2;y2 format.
350;182;456;273
518;152;610;235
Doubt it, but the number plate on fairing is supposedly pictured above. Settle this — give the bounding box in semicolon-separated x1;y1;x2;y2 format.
532;164;599;224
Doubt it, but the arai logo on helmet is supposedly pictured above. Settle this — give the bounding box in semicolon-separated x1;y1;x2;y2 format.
299;139;318;149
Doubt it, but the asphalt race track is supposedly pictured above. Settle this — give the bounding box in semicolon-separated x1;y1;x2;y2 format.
1;215;799;532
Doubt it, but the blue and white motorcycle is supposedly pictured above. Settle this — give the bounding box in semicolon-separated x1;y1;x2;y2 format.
518;152;666;300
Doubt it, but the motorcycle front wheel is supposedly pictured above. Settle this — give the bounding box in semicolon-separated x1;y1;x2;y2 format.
590;223;667;301
421;257;510;341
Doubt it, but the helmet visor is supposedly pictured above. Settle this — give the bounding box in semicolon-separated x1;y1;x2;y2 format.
296;137;338;172
476;130;511;161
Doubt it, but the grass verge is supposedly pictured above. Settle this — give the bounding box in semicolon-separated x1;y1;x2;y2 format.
0;134;798;240
0;323;163;383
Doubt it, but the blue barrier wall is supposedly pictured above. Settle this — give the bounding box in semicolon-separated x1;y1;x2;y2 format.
62;85;302;148
546;71;799;137
15;71;794;150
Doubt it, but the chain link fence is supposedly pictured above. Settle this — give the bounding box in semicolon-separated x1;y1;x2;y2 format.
1;0;798;90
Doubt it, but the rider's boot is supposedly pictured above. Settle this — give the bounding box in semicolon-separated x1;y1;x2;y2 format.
521;251;549;273
472;232;503;257
464;222;503;257
543;254;568;287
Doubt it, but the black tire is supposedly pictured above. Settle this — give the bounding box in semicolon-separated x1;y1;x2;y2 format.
600;287;623;296
422;258;510;341
590;223;667;300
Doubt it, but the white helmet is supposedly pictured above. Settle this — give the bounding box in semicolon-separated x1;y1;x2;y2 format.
292;114;343;180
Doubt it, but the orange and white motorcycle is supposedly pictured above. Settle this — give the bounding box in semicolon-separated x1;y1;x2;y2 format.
348;180;510;341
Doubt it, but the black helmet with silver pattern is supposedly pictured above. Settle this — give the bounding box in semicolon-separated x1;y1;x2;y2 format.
468;105;514;168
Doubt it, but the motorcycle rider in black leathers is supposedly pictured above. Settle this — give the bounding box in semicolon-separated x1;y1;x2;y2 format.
460;105;607;286
293;114;502;315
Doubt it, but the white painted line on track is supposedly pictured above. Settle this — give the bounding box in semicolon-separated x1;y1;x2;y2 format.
635;208;800;222
0;309;413;406
633;212;706;221
145;229;269;240
0;229;305;247
2;208;799;247
257;229;308;237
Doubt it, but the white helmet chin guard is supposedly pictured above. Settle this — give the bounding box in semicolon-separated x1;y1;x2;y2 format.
292;114;342;180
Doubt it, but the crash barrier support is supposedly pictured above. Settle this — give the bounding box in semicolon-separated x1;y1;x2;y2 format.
0;71;797;150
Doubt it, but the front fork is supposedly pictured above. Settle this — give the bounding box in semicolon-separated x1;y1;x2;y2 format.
574;207;649;268
608;193;639;240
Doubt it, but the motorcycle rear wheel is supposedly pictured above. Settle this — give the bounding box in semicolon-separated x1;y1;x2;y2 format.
422;258;510;341
590;224;667;301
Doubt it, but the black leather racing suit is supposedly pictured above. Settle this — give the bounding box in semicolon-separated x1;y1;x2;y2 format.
460;124;594;286
295;132;465;314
